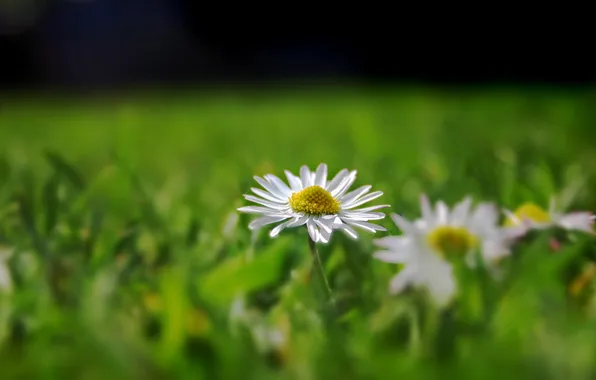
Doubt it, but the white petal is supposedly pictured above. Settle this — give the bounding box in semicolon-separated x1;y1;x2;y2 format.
237;206;284;215
341;211;385;221
318;224;333;243
471;203;498;227
389;268;415;294
287;215;309;227
374;235;412;250
269;219;295;238
391;213;418;234
342;191;384;209
306;220;319;242
314;163;328;187
243;195;289;210
451;196;472;225
349;204;391;213
254;176;287;200
527;220;553;230
557;212;595;233
481;239;510;263
321;216;337;230
501;225;528;240
502;208;521;225
314;218;333;234
338;185;372;205
420;194;434;224
335;223;359;240
326;215;340;222
422;256;456;308
326;169;349;193
300;165;313;188
435;201;449;224
264;174;292;197
285;170;303;191
251;187;286;204
344;220;386;233
374;250;410;263
249;215;290;230
331;171;357;198
414;219;428;230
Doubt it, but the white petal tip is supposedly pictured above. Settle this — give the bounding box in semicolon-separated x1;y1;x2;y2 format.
372;251;387;259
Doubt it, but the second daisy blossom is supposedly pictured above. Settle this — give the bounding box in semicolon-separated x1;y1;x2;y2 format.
238;163;389;243
373;195;524;306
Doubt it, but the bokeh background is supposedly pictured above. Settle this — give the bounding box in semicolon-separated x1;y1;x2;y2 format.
1;0;399;88
3;0;593;89
2;1;596;380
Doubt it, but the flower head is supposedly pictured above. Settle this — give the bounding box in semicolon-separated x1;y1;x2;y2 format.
373;195;522;306
238;163;389;243
504;198;595;235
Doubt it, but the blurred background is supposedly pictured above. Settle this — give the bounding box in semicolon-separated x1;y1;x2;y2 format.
1;0;594;91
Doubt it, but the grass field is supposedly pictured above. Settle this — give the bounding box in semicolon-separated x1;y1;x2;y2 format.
1;86;596;379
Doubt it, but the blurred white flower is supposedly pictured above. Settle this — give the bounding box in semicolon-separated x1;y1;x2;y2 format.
238;163;388;243
373;195;523;307
504;199;595;234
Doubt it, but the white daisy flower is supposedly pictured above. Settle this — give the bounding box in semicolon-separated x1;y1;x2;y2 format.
237;163;389;243
373;195;522;307
503;199;595;234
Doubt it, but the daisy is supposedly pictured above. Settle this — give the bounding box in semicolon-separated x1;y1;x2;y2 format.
237;163;389;243
503;199;595;234
373;195;522;306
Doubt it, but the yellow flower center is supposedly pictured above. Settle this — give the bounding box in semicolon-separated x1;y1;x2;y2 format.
427;226;478;258
288;185;341;216
504;202;551;226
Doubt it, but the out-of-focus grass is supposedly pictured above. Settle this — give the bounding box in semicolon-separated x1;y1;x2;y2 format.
0;87;596;379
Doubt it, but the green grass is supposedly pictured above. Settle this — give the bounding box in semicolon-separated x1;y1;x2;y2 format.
1;86;596;379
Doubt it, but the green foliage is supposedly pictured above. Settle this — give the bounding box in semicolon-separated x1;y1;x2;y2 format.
0;87;596;379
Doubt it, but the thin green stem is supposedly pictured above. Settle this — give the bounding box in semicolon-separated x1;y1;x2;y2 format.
308;236;337;308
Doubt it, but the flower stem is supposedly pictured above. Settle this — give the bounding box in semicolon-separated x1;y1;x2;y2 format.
308;236;336;308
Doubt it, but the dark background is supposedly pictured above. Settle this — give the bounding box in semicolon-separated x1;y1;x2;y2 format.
1;0;593;91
